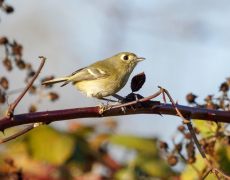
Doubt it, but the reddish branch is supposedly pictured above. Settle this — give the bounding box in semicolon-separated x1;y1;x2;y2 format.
1;57;46;143
0;102;230;132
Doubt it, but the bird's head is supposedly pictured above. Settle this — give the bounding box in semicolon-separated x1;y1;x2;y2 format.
112;52;145;69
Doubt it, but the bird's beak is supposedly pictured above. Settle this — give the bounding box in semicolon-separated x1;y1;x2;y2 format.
136;57;145;62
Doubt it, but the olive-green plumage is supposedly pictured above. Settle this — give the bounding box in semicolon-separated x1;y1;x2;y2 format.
42;52;144;99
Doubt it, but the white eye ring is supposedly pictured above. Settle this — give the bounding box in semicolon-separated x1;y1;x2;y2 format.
122;55;129;61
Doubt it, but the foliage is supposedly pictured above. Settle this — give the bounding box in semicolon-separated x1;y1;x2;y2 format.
0;122;175;179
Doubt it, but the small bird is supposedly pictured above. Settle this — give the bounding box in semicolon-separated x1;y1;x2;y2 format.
42;52;145;99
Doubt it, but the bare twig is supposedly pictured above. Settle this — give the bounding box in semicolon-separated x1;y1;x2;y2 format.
186;123;206;158
159;87;230;179
109;89;162;109
6;56;46;118
0;124;34;144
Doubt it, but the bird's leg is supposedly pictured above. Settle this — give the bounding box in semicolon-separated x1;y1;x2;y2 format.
98;97;118;114
100;97;117;102
112;94;125;101
112;94;127;113
99;94;125;114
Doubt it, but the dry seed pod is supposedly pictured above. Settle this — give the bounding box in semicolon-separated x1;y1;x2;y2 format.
0;90;6;103
167;154;178;166
48;92;59;102
0;36;8;45
29;104;37;113
3;57;12;71
11;41;23;56
159;141;168;150
184;133;192;139
4;5;14;14
177;125;185;132
175;143;182;153
16;59;26;69
0;76;9;90
186;93;197;104
29;85;37;94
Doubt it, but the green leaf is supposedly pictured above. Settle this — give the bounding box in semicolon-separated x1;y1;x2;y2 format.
27;126;75;165
115;168;136;180
193;120;217;138
181;155;216;180
135;154;172;178
109;135;157;155
217;143;230;173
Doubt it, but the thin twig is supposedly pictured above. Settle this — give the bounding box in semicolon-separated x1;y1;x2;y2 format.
6;56;46;118
212;168;230;180
186;122;206;158
109;89;162;110
160;86;230;179
202;168;212;180
0;124;34;144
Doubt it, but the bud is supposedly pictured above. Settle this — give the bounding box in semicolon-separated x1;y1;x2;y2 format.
29;104;37;113
27;70;35;78
131;72;146;92
187;157;196;164
0;37;8;45
194;127;200;134
0;76;9;90
0;90;6;104
186;93;197;104
167;154;178;166
204;95;213;102
29;85;37;94
16;59;26;69
219;82;229;93
175;143;182;153
48;92;59;101
184;133;192;139
4;5;14;14
2;57;12;71
159;141;168;150
177;125;185;132
11;41;22;56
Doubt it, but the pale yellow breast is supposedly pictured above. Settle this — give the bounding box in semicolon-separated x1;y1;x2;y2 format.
75;77;123;98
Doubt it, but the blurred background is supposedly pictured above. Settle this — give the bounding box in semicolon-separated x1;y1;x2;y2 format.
1;0;230;178
2;0;230;140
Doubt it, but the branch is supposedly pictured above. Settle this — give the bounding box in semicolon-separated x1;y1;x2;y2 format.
6;56;46;117
0;124;34;144
1;56;46;142
0;98;230;132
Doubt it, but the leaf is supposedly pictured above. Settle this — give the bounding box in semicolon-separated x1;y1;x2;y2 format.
181;155;216;180
27;126;75;165
216;143;230;173
115;168;136;180
135;154;172;178
193;120;217;138
131;72;146;92
109;134;157;155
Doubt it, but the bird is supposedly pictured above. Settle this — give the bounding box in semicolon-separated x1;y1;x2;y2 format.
42;52;145;100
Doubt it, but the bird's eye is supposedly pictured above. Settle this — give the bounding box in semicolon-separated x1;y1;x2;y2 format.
122;55;129;60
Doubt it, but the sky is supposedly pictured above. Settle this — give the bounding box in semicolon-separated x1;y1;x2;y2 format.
1;0;230;141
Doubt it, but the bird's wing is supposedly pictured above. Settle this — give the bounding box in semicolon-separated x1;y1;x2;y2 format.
61;66;109;87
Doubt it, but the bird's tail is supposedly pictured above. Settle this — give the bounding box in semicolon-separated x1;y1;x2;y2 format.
42;77;69;86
